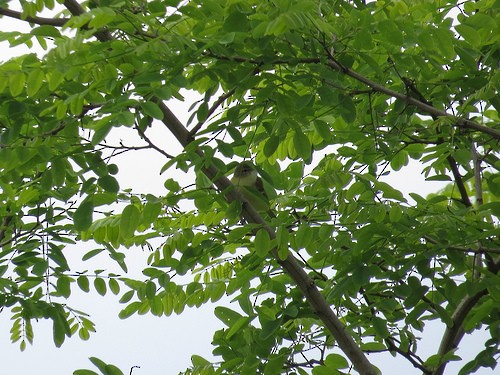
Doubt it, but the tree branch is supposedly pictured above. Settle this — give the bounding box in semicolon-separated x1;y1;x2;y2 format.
446;155;472;207
471;143;484;207
63;0;114;41
323;59;500;140
203;52;500;139
434;289;488;375
133;123;174;159
189;88;236;137
61;1;379;373
0;7;68;26
360;288;429;373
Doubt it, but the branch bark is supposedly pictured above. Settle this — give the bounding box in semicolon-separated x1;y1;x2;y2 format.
431;143;498;374
446;155;472;207
434;289;488;375
0;7;68;26
61;1;379;373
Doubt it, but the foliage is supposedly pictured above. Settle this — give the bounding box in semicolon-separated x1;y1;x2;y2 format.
0;0;499;374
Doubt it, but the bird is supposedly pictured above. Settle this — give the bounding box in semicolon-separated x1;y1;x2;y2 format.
231;161;273;215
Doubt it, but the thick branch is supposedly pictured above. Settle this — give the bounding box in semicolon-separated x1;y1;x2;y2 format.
0;7;68;26
63;0;113;41
434;289;488;375
62;1;379;373
446;155;472;207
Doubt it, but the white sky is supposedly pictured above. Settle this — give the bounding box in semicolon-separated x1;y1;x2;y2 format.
0;6;496;375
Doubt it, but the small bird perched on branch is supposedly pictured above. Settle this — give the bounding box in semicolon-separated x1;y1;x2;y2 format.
231;161;274;216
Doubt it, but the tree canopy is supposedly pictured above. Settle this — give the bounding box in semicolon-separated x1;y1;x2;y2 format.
0;0;499;374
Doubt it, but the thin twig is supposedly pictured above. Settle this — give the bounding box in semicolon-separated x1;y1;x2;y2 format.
471;143;483;206
471;142;484;279
133;124;174;159
189;88;236;137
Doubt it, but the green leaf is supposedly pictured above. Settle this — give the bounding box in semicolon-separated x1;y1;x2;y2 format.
264;134;280;157
312;366;334;375
79;327;90;340
103;364;124;375
372;316;390;339
455;24;481;46
426;174;452;181
390;150;408;171
464;300;494;331
73;370;99;375
120;204;141;238
214;306;242;327
295;225;313;249
140;101;164;120
197;102;209;123
377;20;403;45
389;205;402;222
27;69;45;96
433;27;456;60
191;355;211;367
77;276;90;292
89;357;108;373
88;8;116;29
223;10;249;32
31;25;61;38
98;175;120;193
57;277;71;298
360;341;387;351
108;278;120;295
74;199;94;231
254;228;271;257
119;302;141;319
264;354;286;375
324;353;349;369
226;316;253;339
82;248;105;261
164;178;180;191
94;277;107;296
119;290;134;304
313;120;331;141
142;202;162;225
228;226;251;242
338;94;357;123
9;71;25;96
293;130;311;161
260;317;281;340
52;308;71;347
